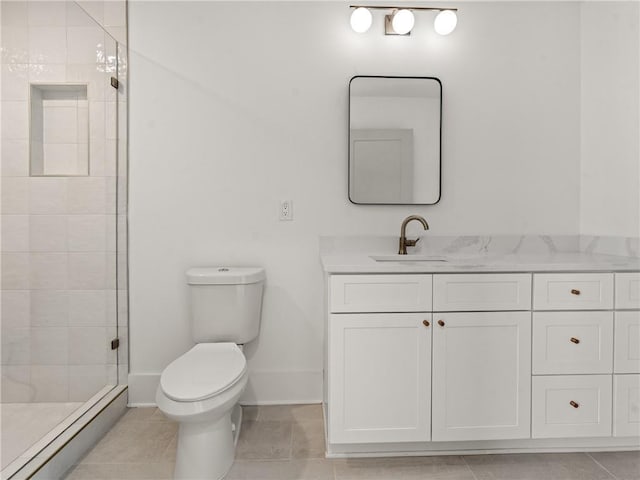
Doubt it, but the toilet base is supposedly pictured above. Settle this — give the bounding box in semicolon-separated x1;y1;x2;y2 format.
231;404;243;446
174;412;235;480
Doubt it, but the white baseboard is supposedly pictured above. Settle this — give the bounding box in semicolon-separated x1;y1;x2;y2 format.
127;372;161;406
241;370;323;405
128;370;322;407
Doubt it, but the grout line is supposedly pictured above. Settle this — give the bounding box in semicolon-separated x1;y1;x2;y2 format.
160;429;178;462
585;452;619;480
461;455;480;480
288;417;294;461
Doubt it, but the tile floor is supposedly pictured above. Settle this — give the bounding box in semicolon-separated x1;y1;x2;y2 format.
64;404;640;480
1;402;82;469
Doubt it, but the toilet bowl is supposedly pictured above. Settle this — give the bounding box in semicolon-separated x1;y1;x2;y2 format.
156;343;248;479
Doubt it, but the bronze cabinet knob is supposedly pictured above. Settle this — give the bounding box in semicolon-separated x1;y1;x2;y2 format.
437;320;445;327
570;400;579;408
423;320;430;327
570;289;581;295
570;337;580;344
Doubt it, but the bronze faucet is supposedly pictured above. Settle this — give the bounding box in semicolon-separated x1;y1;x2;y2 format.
398;215;429;254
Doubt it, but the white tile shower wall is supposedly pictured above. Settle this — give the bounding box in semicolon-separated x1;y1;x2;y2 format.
128;1;634;405
0;0;128;403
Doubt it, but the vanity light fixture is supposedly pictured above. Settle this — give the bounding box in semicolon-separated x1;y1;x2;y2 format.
349;5;458;36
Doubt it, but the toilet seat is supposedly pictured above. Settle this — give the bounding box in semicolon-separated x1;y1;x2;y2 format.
160;343;246;402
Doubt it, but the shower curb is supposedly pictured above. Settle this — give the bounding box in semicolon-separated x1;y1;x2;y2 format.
1;386;127;480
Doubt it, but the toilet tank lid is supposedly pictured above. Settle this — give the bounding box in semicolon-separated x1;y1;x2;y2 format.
186;267;265;285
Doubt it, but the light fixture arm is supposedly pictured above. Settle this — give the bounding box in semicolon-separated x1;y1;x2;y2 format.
349;5;458;12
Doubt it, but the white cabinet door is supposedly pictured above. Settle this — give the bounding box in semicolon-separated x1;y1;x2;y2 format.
432;312;531;441
614;311;640;374
613;374;640;437
328;313;431;444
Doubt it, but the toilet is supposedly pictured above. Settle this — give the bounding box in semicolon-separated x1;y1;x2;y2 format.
156;266;265;480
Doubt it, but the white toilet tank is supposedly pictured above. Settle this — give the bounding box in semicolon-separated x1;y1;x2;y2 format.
186;267;265;344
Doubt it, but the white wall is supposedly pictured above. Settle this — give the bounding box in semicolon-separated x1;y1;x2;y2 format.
580;2;640;238
128;1;585;404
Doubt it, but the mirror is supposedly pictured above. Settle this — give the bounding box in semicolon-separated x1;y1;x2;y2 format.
349;76;442;205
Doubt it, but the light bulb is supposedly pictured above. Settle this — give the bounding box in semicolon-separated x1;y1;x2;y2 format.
391;9;414;35
434;10;457;35
350;7;372;33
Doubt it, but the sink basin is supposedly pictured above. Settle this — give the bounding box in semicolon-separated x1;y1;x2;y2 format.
370;255;448;262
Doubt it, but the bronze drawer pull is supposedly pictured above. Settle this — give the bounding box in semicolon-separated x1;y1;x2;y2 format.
570;400;579;408
423;320;430;327
437;320;445;327
570;289;581;295
570;337;580;344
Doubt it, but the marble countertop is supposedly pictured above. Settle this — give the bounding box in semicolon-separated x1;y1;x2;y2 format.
321;252;640;274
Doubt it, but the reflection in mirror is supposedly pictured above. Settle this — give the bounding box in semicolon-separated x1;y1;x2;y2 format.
349;76;441;205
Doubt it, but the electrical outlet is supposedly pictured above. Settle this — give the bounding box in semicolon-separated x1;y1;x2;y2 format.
279;200;293;221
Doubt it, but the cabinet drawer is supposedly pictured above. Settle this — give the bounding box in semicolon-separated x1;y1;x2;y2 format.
614;311;640;374
532;375;612;439
533;273;613;310
613;374;640;437
433;274;531;312
616;273;640;309
329;275;432;313
532;312;613;375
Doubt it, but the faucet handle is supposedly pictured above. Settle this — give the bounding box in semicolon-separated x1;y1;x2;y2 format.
405;238;420;247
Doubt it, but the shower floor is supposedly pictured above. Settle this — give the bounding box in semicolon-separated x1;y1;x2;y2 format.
1;402;82;470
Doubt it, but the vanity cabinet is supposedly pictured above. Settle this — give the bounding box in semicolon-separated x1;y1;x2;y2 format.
324;268;640;455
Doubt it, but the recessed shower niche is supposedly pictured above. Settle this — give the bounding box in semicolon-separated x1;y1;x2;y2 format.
30;84;89;176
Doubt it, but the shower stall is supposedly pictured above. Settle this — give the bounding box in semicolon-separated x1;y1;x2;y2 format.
1;1;128;477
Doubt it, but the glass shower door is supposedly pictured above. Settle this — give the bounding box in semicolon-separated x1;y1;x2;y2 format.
1;2;124;476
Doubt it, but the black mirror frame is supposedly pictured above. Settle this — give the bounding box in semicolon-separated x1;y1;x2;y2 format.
348;75;442;206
